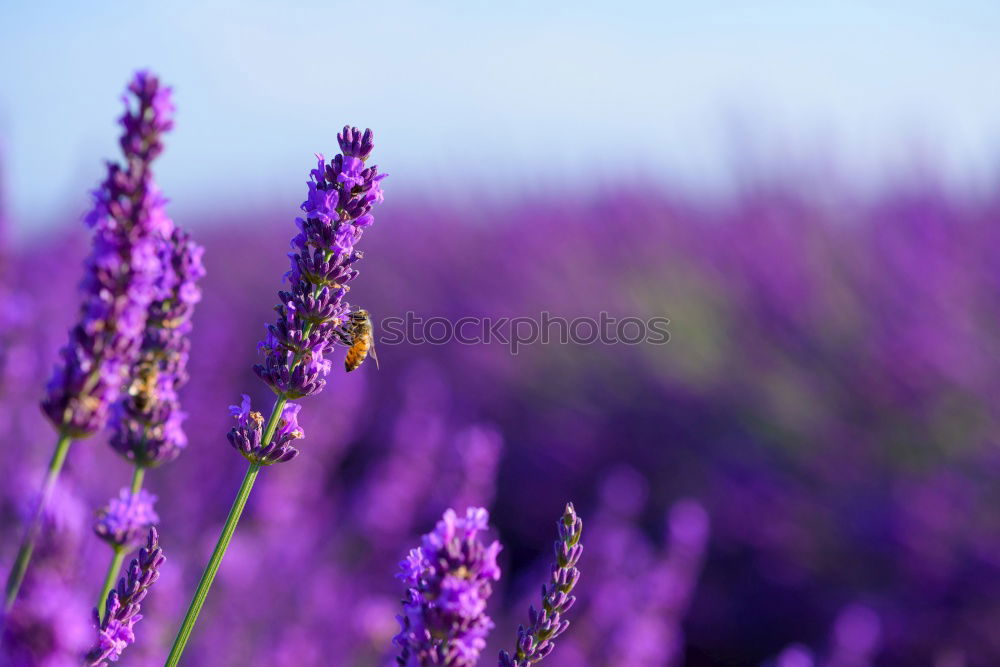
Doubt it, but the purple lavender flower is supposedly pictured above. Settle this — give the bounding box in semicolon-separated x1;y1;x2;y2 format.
85;527;164;666
41;71;175;437
93;489;159;549
827;604;881;667
395;507;502;666
0;569;92;665
254;127;386;399
774;645;817;667
499;503;583;667
358;365;448;542
450;424;503;512
109;227;205;466
226;394;304;465
608;499;709;665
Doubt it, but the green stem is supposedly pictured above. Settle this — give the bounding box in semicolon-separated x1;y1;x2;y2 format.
130;465;146;494
4;432;73;611
96;546;125;620
96;465;147;621
164;396;286;667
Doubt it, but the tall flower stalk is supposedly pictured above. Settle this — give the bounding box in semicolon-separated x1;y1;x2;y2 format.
164;126;386;666
3;71;174;613
93;226;204;619
499;503;584;666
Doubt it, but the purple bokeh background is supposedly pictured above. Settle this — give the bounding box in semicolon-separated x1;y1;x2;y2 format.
3;161;1000;664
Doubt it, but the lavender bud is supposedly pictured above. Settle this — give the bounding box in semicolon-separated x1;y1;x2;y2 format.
498;503;583;666
395;507;502;666
84;527;164;666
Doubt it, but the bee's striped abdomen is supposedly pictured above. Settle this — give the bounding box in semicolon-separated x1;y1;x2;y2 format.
345;334;371;372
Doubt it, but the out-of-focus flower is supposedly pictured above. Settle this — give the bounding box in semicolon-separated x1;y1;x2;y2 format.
110;227;205;466
254;126;387;399
394;507;502;666
826;604;881;667
93;489;159;549
610;499;709;666
226;394;304;465
0;569;91;666
768;604;881;667
499;503;583;666
774;644;816;667
85;528;165;666
450;424;504;512
42;71;175;437
358;366;448;542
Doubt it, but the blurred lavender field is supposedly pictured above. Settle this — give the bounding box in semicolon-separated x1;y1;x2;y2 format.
3;168;1000;665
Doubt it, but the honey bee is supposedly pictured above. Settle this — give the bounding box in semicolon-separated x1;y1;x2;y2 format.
341;309;379;372
128;360;159;413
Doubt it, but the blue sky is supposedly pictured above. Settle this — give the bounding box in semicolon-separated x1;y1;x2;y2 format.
2;1;999;236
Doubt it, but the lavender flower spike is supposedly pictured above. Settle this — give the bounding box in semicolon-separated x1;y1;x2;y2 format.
93;488;159;549
110;227;206;466
85;527;165;666
499;503;583;666
4;70;174;614
395;507;503;666
254;126;387;398
43;71;175;437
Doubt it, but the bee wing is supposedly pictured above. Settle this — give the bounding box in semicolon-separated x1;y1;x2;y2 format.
369;339;380;369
